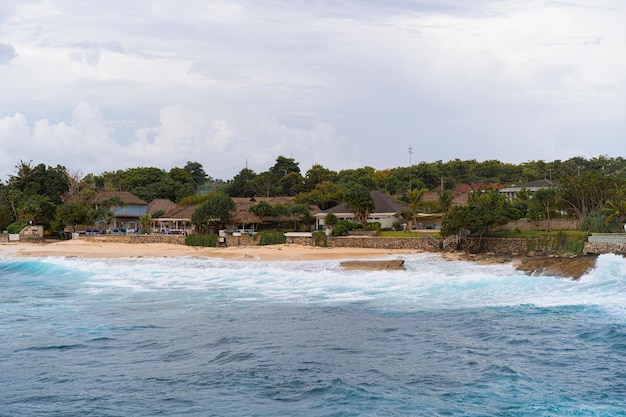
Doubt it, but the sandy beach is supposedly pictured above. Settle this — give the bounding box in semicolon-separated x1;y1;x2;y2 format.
1;239;417;261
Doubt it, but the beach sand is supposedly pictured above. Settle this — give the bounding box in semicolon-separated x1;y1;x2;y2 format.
1;239;417;262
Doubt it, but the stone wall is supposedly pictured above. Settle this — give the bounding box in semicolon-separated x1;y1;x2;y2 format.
76;233;626;257
82;235;186;245
491;218;579;232
583;241;626;255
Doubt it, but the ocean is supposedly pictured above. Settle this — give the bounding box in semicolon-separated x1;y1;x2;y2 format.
1;252;625;416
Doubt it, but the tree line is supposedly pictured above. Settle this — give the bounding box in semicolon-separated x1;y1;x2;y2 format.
1;155;625;236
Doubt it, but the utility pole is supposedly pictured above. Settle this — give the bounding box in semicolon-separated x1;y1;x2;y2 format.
408;146;413;191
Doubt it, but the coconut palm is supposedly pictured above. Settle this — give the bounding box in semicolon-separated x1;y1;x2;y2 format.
396;188;428;230
602;190;626;231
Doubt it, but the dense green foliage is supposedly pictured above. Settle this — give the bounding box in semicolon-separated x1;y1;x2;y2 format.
343;184;375;228
256;230;286;246
2;153;626;237
332;220;361;236
185;233;218;247
191;193;236;232
441;190;521;244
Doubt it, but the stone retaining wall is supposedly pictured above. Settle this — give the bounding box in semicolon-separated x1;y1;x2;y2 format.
77;234;626;257
490;218;579;232
81;235;186;244
583;241;626;255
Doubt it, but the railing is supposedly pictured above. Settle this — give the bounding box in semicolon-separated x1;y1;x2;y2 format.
422;233;442;249
442;234;459;249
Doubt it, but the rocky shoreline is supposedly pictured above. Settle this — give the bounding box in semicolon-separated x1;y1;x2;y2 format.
443;252;600;280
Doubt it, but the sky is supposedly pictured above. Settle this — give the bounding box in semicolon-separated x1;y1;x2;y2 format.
0;0;625;181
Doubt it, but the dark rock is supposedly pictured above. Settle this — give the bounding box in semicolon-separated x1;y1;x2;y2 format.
340;259;406;271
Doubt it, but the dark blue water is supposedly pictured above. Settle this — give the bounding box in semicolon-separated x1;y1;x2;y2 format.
1;254;625;416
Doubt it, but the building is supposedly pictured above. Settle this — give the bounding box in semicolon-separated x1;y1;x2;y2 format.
499;179;554;200
315;191;408;230
88;191;148;232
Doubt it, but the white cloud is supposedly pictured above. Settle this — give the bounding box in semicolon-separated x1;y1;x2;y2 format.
0;0;624;181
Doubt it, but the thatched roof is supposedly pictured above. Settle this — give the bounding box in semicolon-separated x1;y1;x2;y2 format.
157;196;320;225
89;191;147;205
161;205;197;220
147;199;177;216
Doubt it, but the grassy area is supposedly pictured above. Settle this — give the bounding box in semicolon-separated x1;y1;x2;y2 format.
378;230;442;238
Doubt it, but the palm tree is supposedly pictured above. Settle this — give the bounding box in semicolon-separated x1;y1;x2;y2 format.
10;160;36;192
436;189;453;213
603;190;626;231
396;188;428;229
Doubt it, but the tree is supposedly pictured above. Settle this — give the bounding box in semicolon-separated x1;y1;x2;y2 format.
184;161;209;187
248;171;280;197
269;155;300;178
442;189;520;248
191;193;236;232
279;171;305;196
436;188;453;213
272;203;292;228
602;190;626;231
528;187;557;231
294;180;344;210
396;187;428;229
343;184;375;228
52;202;91;233
224;167;256;197
304;164;337;191
140;213;153;233
325;212;338;229
249;200;275;227
558;171;614;222
290;203;314;230
9;160;36;193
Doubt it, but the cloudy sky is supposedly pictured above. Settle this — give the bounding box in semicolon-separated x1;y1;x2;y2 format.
0;0;624;181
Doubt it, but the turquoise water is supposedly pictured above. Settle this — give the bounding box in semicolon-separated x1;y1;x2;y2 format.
1;253;625;416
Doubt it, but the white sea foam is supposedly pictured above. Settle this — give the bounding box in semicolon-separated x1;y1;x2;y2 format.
13;252;621;316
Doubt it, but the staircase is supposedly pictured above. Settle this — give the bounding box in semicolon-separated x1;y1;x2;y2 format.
422;233;442;249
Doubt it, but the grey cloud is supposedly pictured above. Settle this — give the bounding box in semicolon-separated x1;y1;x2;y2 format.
0;43;17;64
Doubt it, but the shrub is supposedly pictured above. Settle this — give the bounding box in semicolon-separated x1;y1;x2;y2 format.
313;231;328;247
258;230;286;246
185;233;218;247
6;222;27;234
332;220;360;236
367;222;381;231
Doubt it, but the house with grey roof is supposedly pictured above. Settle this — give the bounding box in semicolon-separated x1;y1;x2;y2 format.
499;179;554;200
315;191;409;230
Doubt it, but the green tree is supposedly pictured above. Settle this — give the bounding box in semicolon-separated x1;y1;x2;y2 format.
140;213;153;233
602;189;626;231
528;187;557;231
52;202;91;233
279;172;305;196
558;171;614;222
442;190;520;248
294;180;344;210
249;200;275;226
436;188;453;213
343;184;375;228
191;193;236;232
269;155;301;178
290;203;314;230
396;188;428;229
324;211;338;229
304;164;337;191
224;167;256;197
248;172;280;197
184;161;209;187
